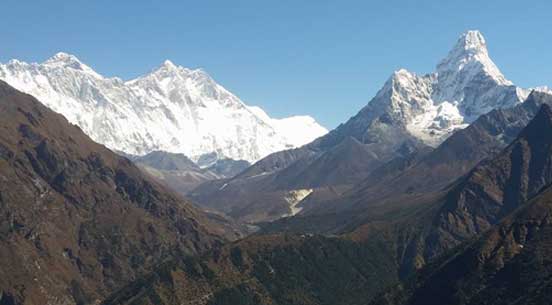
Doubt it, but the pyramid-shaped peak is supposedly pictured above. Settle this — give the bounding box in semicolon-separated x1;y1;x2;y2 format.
392;68;414;78
455;30;487;54
44;52;82;65
153;59;180;72
436;30;511;86
152;59;192;75
439;30;489;66
162;59;177;68
42;52;102;78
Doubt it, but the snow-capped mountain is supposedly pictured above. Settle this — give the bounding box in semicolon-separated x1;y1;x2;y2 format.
246;105;327;147
0;54;327;162
366;30;528;146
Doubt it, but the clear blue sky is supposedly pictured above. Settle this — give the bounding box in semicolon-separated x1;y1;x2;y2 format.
2;0;551;128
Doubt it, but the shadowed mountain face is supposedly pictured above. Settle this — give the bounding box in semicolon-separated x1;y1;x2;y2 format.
375;182;552;305
430;102;552;252
134;151;201;172
0;81;235;305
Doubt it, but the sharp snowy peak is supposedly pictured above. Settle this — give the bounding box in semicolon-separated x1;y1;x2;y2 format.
0;54;327;162
367;30;529;146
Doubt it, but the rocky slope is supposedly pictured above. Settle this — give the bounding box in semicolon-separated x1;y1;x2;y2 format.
0;54;327;162
430;102;552;255
374;181;552;305
0;81;240;305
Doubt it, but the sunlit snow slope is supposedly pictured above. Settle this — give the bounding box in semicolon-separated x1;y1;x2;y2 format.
0;55;327;162
368;30;530;146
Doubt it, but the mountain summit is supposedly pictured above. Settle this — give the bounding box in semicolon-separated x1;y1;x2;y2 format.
320;30;526;149
43;52;103;78
0;55;327;162
436;30;505;82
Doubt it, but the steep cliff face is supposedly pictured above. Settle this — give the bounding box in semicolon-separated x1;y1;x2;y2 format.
0;81;233;305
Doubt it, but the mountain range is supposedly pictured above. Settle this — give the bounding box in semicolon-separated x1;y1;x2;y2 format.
189;30;551;223
100;97;552;305
2;29;552;305
0;54;327;163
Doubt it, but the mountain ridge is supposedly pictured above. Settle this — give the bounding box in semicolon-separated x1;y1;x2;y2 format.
0;80;243;305
0;53;327;163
